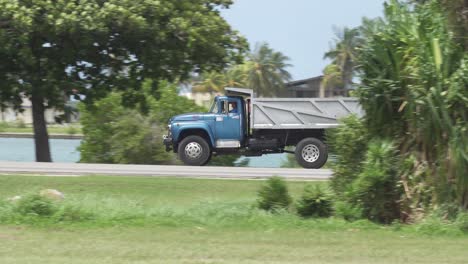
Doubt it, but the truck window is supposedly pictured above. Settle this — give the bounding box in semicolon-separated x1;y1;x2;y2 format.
210;100;219;113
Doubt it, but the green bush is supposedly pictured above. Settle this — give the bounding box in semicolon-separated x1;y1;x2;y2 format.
52;204;94;222
257;176;292;212
15;194;56;217
327;115;369;196
456;213;468;233
334;201;363;222
78;80;223;166
66;125;79;135
15;119;27;128
349;140;402;224
296;185;333;218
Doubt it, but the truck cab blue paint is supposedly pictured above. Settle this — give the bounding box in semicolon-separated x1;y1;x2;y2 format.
168;96;245;149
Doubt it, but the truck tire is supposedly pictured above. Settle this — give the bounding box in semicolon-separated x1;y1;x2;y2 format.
178;135;212;166
295;138;328;169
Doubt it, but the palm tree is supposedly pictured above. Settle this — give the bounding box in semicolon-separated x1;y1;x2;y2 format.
192;65;247;94
224;65;247;88
244;43;292;97
192;71;226;94
320;64;343;97
323;27;361;90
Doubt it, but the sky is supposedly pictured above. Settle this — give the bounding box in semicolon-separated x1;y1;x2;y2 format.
222;0;387;80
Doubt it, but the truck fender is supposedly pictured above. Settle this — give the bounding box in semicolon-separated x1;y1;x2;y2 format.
174;123;215;147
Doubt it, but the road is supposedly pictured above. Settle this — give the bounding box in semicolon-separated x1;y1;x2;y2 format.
0;161;332;180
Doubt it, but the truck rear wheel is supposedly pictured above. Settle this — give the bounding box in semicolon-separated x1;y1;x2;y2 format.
295;138;328;169
178;135;212;166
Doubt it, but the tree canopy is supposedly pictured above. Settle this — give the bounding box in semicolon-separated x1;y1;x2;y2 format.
0;0;247;161
193;43;292;97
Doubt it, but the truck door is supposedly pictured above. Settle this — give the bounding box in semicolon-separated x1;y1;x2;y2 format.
215;99;242;147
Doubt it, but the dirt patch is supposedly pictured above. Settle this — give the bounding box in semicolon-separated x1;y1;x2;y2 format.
0;233;19;240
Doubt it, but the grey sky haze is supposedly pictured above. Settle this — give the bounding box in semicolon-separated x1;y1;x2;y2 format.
222;0;387;80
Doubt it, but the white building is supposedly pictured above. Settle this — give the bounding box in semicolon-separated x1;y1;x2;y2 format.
0;97;62;124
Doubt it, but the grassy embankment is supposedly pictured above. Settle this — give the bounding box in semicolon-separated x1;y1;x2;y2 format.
0;175;467;264
0;122;82;135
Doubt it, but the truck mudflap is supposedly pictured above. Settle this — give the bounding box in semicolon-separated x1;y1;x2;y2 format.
163;135;173;152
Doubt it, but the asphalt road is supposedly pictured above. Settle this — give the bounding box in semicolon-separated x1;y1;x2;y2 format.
0;161;332;180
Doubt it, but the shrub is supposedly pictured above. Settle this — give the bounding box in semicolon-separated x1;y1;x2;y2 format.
66;125;79;135
257;176;292;212
52;204;94;222
334;201;363;222
456;213;468;233
327;115;369;196
15;119;27;128
349;140;402;224
296;185;333;218
15;194;56;217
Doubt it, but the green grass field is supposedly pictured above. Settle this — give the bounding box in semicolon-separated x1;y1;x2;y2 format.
0;123;82;135
0;175;467;264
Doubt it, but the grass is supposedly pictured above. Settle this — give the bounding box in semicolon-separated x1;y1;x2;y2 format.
0;122;82;135
0;175;467;263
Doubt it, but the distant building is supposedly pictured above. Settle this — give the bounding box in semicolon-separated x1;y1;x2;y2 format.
0;95;81;124
0;97;61;124
285;76;349;98
180;92;214;108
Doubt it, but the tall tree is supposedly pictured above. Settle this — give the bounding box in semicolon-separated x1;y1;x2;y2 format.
323;27;361;90
0;0;247;162
244;43;292;97
192;65;246;94
357;0;468;210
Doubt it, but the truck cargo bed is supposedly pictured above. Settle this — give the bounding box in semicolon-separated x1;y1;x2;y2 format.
252;98;363;129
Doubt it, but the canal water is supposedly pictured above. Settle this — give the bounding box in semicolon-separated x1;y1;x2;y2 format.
0;138;288;167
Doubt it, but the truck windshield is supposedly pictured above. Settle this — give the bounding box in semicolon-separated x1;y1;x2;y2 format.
209;100;218;113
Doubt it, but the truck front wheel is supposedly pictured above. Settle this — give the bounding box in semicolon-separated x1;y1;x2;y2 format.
178;135;212;166
295;138;328;169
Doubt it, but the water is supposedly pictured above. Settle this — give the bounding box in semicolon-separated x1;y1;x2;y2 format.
0;138;81;163
0;138;289;167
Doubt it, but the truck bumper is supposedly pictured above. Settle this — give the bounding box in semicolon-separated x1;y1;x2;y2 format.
163;135;173;152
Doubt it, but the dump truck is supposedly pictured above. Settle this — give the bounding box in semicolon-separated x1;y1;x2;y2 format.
163;88;363;168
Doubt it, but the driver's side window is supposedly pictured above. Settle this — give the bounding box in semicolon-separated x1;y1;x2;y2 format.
220;100;228;114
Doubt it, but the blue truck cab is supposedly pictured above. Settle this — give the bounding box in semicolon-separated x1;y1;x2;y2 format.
163;95;248;165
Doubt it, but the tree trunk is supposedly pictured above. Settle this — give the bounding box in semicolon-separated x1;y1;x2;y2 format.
31;92;52;162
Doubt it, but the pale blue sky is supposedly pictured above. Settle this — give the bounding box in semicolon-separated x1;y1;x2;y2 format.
222;0;386;80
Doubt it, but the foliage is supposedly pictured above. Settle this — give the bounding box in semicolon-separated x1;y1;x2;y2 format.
109;111;173;164
349;140;402;224
80;84;175;165
0;0;247;161
65;125;79;135
244;43;292;97
15;194;55;217
324;27;362;90
148;80;206;124
334;201;363;222
193;42;292;97
257;176;292;212
456;213;468;233
327;115;369;196
296;185;333;218
321;64;344;97
192;66;246;94
356;0;468;210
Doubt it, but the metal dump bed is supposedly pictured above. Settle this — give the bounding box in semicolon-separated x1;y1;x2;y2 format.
225;87;363;130
252;97;363;129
